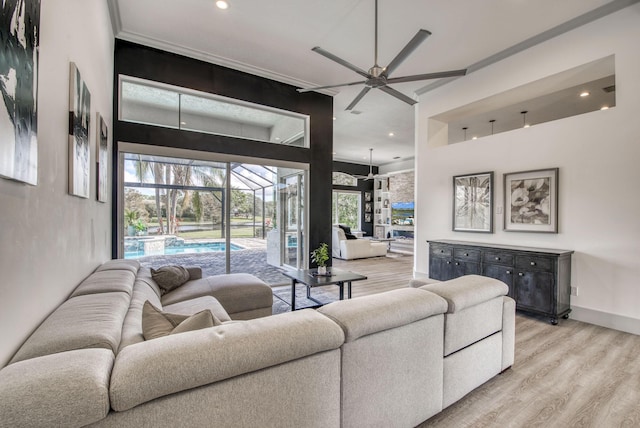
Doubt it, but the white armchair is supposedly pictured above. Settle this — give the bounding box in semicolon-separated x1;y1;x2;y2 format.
332;227;388;260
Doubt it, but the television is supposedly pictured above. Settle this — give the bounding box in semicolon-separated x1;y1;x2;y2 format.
391;202;414;225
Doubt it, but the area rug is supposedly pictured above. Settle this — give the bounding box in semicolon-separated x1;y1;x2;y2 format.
271;285;340;315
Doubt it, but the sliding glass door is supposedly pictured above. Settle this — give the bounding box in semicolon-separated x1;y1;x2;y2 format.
120;149;307;285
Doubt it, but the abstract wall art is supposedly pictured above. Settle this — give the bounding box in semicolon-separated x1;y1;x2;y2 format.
453;171;493;233
504;168;559;233
0;0;41;185
68;62;91;198
96;112;108;202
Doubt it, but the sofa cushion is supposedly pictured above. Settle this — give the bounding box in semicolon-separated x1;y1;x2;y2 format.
119;279;164;351
318;288;447;342
151;265;191;294
70;269;136;298
10;292;130;364
160;273;272;316
95;259;140;274
0;349;114;427
419;275;508;313
163;295;232;323
109;309;345;411
142;301;220;340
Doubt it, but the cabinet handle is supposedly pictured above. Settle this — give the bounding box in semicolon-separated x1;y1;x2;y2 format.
495;257;500;261
518;272;524;276
455;262;460;266
464;253;468;256
440;250;444;253
506;270;511;275
530;261;536;266
446;261;451;264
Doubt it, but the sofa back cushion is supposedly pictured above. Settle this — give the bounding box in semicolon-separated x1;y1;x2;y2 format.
119;278;164;351
0;349;113;427
70;269;136;298
10;292;131;364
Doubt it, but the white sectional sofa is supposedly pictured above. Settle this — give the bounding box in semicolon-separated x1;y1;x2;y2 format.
332;226;388;260
0;259;514;428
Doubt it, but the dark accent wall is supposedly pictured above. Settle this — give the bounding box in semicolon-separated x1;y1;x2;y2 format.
333;160;378;237
112;40;333;264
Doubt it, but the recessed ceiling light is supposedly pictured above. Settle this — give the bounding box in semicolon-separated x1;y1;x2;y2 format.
524;124;531;128
472;136;478;140
275;137;281;141
388;132;394;137
180;121;186;125
332;152;337;155
216;1;228;9
580;91;590;97
600;106;609;110
332;117;336;121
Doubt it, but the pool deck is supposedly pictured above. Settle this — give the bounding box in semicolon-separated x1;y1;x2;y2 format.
133;238;290;286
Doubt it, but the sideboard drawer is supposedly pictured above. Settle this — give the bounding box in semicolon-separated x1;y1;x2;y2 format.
515;255;554;272
430;245;452;258
454;248;481;263
483;251;514;266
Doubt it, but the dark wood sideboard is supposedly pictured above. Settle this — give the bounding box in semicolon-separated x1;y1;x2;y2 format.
427;240;573;324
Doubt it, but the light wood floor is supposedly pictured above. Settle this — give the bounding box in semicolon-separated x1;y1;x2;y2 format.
334;254;640;428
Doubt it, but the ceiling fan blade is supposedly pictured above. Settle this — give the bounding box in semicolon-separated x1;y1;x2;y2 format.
312;47;371;79
384;29;431;76
345;86;372;111
297;80;366;93
379;86;417;106
386;69;467;84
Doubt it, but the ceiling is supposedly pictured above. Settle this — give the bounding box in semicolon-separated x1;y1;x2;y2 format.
109;0;626;166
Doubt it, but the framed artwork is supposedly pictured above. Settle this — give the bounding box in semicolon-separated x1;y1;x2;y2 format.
504;168;558;233
365;202;372;213
96;113;108;202
374;225;385;239
0;0;40;185
364;191;372;202
364;213;372;223
68;62;91;198
453;171;493;233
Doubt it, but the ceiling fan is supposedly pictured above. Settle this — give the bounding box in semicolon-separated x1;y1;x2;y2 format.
297;0;467;110
355;148;379;181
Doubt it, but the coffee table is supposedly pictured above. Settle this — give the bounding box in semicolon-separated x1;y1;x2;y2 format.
281;268;368;311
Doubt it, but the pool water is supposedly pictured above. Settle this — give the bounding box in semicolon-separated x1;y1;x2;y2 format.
125;242;244;259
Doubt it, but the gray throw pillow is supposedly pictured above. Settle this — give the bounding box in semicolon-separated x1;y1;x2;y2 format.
142;301;219;341
150;265;191;295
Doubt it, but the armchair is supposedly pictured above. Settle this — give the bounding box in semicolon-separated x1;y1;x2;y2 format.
332;227;388;260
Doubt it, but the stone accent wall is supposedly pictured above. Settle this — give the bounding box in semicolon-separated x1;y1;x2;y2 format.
389;171;415;203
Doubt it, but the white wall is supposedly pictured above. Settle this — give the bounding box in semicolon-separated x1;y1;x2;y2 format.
415;5;640;334
0;0;114;365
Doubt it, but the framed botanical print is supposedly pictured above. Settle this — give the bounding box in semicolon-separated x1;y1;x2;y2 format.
453;171;493;233
504;168;558;233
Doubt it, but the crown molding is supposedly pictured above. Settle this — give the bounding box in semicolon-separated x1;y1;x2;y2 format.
114;30;338;97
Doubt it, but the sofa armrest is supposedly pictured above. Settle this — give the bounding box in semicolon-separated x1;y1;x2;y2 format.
0;349;113;427
186;266;202;280
502;296;516;370
109;309;344;411
318;288;447;342
418;275;508;313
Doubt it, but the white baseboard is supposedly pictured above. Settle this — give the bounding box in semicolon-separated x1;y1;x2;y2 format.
570;306;640;336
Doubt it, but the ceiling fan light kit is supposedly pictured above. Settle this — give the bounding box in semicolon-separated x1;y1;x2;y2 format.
298;0;467;110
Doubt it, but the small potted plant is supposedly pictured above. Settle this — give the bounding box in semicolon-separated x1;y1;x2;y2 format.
134;219;148;236
311;242;330;275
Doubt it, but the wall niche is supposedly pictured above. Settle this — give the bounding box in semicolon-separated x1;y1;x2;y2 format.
428;55;615;147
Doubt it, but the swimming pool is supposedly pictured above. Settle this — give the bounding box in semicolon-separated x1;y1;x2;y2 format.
124;240;244;259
